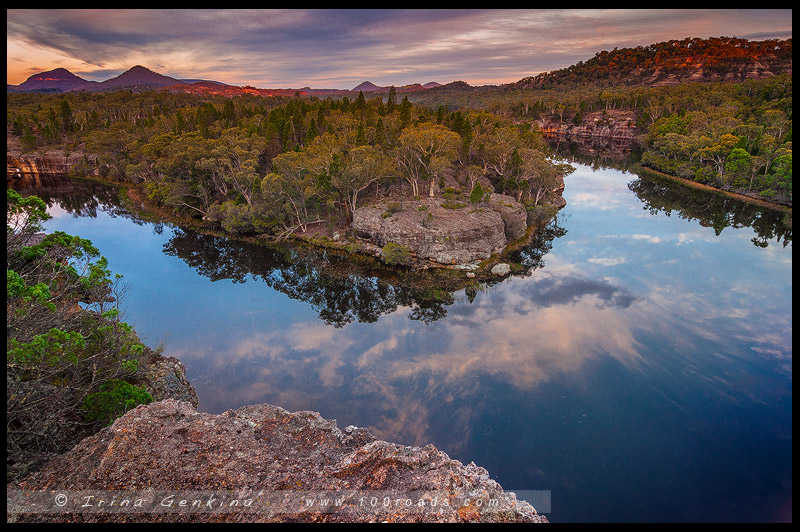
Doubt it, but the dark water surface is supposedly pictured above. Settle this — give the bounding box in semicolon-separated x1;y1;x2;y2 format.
21;162;791;522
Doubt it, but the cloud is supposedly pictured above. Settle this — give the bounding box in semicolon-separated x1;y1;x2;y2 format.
7;9;793;87
587;257;627;266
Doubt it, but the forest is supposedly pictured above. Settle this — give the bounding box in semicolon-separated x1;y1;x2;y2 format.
6;36;792;240
413;73;792;204
410;37;792;204
7;88;571;239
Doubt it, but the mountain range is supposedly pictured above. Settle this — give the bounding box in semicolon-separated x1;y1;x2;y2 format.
6;65;444;97
7;36;792;97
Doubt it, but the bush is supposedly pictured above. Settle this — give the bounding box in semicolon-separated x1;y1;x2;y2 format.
81;379;153;426
469;182;488;205
382;202;403;218
380;242;413;266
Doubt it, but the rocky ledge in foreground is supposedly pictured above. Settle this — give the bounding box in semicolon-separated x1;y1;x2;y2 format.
8;399;546;523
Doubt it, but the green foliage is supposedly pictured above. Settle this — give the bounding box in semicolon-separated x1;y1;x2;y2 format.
380;242;413;267
7;328;86;367
7;192;156;472
81;379;152;426
7;85;577;237
382;202;404;218
469;182;487;205
7;269;56;312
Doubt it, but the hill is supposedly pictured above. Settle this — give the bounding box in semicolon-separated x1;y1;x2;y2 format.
506;36;792;90
352;81;382;92
8;68;99;92
99;65;187;90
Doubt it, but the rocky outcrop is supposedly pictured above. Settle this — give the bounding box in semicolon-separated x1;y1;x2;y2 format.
134;347;199;408
7;133;96;178
537;110;637;142
8;399;547;523
352;194;528;265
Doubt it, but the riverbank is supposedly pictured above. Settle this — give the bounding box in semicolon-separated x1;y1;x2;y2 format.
636;164;792;214
20;172;562;292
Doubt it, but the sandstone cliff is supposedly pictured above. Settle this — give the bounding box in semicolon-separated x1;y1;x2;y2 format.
7;133;96;178
352;193;529;265
8;399;547;523
537;109;637;142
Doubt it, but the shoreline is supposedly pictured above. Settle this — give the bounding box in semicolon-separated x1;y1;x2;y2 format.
634;164;792;215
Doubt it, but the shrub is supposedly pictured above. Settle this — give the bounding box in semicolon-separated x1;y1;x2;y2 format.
382;202;403;218
380;242;413;266
81;379;153;426
469;182;487;205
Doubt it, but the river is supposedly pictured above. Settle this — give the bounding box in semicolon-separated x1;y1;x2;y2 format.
16;157;792;522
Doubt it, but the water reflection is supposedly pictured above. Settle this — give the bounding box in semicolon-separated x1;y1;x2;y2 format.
546;138;792;249
628;172;791;248
162;227;554;327
13;167;792;522
13;174;564;327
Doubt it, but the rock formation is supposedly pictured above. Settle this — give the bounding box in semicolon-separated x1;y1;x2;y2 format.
8;399;547;523
6;133;95;178
352;194;529;265
537;109;637;142
134;348;199;408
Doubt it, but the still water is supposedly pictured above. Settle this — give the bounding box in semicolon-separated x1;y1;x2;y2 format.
25;161;791;522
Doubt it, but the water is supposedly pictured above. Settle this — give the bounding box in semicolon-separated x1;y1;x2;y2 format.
19;161;791;522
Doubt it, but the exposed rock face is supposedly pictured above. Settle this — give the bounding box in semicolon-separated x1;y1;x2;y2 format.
7;153;90;177
8;399;547;523
134;347;199;408
352;194;528;265
7;133;96;178
537;110;637;142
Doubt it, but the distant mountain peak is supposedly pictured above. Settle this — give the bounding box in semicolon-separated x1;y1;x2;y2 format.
11;67;98;92
99;65;186;89
352;81;382;92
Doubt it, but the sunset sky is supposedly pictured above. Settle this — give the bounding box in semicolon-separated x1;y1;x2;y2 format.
7;9;793;89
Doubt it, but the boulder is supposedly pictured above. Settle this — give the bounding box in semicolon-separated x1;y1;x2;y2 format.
491;263;511;276
8;399;547;523
487;194;528;241
352;194;529;265
133;347;199;407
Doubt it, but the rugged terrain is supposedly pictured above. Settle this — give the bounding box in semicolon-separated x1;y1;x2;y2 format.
8;399;547;523
352;193;530;265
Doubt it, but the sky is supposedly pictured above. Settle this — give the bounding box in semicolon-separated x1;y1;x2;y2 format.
6;9;793;90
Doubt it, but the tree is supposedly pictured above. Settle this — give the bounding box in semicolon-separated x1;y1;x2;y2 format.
196;128;261;205
399;96;412;128
7;192;149;471
725;147;753;187
386;86;397;113
513;148;574;205
393;123;461;197
263;150;320;234
59;98;74;133
475;126;530;179
698;132;740;182
354;90;366;113
335;145;396;220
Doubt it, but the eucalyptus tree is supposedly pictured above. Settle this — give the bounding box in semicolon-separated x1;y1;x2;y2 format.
393;123;461;198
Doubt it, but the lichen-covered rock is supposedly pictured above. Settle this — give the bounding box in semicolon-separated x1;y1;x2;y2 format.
487;194;528;241
490;263;511;276
8;399;547;523
133;347;199;407
352;194;529;265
